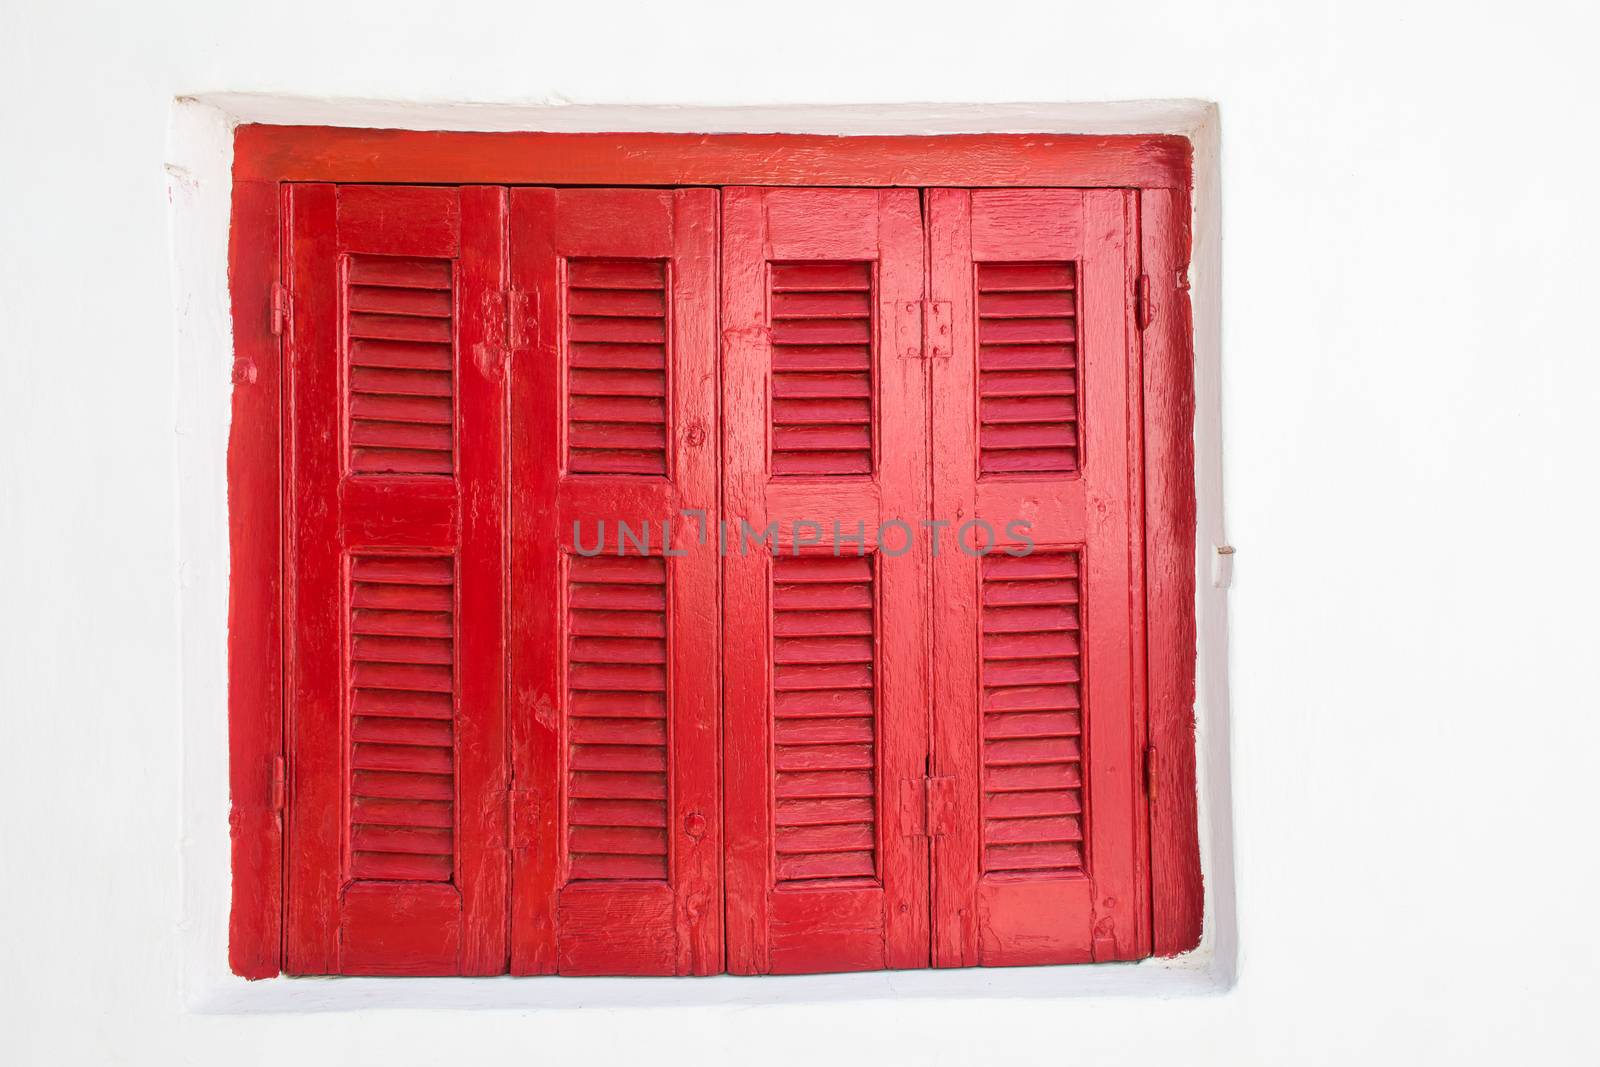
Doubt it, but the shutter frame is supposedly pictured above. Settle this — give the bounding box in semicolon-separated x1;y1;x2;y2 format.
283;184;508;976
507;187;722;976
927;188;1149;968
721;187;931;975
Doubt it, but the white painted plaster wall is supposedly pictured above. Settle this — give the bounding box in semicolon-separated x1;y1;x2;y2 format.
3;1;1598;1063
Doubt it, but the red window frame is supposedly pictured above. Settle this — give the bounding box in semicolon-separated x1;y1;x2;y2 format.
226;127;1200;978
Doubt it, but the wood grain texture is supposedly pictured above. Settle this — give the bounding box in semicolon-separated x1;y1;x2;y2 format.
235;128;1190;189
226;178;283;979
1140;188;1203;957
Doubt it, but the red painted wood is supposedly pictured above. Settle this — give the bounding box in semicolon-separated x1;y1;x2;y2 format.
1140;188;1203;957
927;189;1148;966
721;188;931;974
228;132;1200;978
226;178;284;979
507;188;722;975
283;184;508;975
235;128;1190;190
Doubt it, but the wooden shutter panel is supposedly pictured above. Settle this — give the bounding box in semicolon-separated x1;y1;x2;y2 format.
927;189;1148;967
508;188;721;975
722;188;931;974
285;185;508;975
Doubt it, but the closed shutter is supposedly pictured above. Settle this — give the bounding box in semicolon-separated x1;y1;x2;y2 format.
508;188;721;975
721;188;931;974
927;189;1148;966
285;185;508;975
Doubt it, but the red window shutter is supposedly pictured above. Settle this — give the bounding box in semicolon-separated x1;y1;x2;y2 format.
508;188;721;975
722;188;930;974
927;189;1148;966
284;185;508;975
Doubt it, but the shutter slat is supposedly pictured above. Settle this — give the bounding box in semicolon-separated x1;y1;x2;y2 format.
772;348;872;372
773;717;875;744
349;285;452;317
352;825;453;856
569;797;669;828
569;343;667;370
348;393;453;427
774;688;875;717
773;609;874;637
352;716;453;747
776;823;875;853
566;259;669;477
772;372;872;399
569;744;669;773
774;635;874;664
982;711;1082;738
351;741;452;775
569;771;668;801
984;843;1084;873
566;552;670;882
571;717;668;745
347;255;452;289
351;796;453;829
352;770;454;801
351;608;452;638
982;816;1083;845
775;796;876;826
351;688;454;720
349;339;453;372
351;852;455;881
776;851;875;881
978;371;1076;398
982;684;1081;713
980;551;1086;875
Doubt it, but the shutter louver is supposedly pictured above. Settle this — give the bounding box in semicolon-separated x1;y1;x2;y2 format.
975;262;1078;476
772;554;878;883
348;553;456;883
566;553;670;881
566;258;669;477
346;255;455;476
980;550;1085;875
770;262;874;477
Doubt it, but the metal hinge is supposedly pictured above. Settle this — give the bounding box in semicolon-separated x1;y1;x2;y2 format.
1135;274;1153;330
1144;744;1158;802
270;755;286;814
922;300;952;358
902;775;957;836
270;282;288;336
899;300;951;359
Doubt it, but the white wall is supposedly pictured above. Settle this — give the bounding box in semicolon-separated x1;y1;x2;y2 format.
3;1;1598;1064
